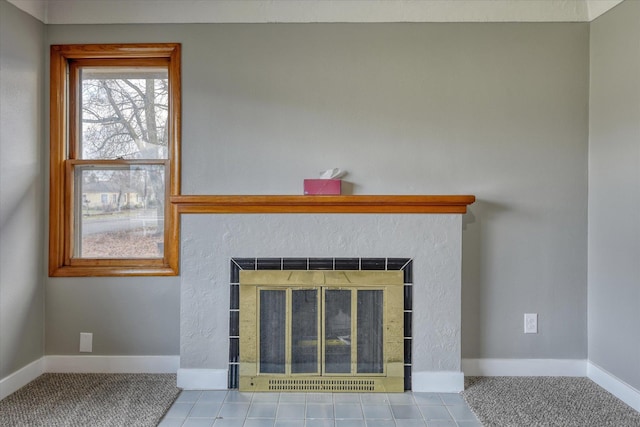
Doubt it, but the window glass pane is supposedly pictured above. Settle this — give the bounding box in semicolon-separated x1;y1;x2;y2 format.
75;165;165;258
80;67;169;160
325;289;351;374
357;290;384;373
291;289;318;374
260;290;286;374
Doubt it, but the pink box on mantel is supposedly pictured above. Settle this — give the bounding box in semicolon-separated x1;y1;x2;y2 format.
304;179;342;195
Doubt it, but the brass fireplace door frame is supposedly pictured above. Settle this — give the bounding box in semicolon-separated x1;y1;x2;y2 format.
239;270;404;392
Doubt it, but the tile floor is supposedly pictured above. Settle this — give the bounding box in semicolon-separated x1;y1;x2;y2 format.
159;390;482;427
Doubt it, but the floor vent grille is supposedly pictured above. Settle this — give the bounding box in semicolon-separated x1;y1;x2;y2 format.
268;379;376;392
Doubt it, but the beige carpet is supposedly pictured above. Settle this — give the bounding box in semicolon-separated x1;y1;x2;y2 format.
462;376;640;427
0;373;180;427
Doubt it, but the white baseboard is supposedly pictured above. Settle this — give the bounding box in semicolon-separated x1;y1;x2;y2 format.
0;358;44;400
462;358;587;377
461;359;640;412
1;355;179;399
177;368;228;390
412;371;464;393
6;356;637;411
44;355;179;373
587;361;640;412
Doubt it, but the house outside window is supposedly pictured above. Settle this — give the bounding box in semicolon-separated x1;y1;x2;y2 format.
49;43;181;276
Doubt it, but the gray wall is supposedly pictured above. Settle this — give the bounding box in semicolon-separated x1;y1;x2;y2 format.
46;22;589;360
0;0;45;379
45;277;180;355
588;0;640;390
43;32;181;357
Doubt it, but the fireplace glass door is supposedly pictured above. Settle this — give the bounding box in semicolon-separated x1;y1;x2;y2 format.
240;271;403;392
258;288;384;377
291;289;319;374
324;289;385;375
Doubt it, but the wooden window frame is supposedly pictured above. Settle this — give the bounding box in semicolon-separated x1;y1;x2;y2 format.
49;43;181;276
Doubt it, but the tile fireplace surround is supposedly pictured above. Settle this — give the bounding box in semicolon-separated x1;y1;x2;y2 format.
176;195;474;393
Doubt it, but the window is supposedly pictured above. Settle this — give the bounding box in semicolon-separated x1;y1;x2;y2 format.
49;44;181;276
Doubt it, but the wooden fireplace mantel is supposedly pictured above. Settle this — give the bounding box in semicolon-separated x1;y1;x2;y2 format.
171;195;475;214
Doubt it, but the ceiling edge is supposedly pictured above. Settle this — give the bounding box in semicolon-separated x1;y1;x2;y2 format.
6;0;625;25
586;0;625;20
6;0;46;23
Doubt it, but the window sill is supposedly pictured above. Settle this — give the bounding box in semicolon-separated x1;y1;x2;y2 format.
49;264;178;277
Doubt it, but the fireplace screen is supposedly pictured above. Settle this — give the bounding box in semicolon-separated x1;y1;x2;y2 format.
240;271;404;392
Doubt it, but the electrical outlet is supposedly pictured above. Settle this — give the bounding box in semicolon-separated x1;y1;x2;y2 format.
524;313;538;334
79;332;93;352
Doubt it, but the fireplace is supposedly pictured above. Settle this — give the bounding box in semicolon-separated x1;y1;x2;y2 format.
177;200;473;393
238;269;405;392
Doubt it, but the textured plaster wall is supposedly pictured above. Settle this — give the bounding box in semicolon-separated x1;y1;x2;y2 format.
181;214;462;373
588;0;640;390
0;0;45;379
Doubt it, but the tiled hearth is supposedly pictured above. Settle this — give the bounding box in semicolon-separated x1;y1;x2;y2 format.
227;257;414;390
159;390;483;427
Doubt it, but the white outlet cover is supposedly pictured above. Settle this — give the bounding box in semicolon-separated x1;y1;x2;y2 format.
524;313;538;334
79;332;93;352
